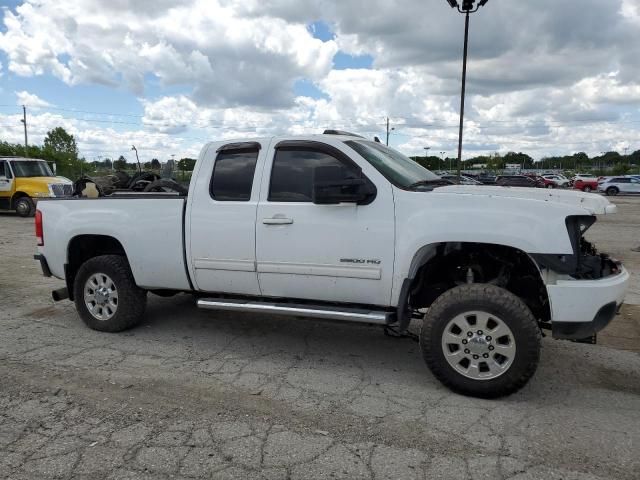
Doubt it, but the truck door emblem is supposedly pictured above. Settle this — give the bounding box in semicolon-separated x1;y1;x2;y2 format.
340;258;381;265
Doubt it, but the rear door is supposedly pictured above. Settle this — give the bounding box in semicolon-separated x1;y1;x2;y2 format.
255;140;395;306
0;160;14;208
187;141;265;295
629;178;640;194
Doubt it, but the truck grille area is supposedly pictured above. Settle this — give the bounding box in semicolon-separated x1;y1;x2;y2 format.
50;184;73;197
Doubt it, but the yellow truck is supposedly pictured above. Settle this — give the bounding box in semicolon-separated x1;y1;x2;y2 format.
0;157;73;217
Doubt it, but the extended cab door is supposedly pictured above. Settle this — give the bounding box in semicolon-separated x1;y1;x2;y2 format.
255;139;395;306
187;141;265;295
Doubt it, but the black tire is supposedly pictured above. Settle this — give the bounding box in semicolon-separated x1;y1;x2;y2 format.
420;284;541;398
73;255;147;332
583;186;592;193
606;187;618;196
143;179;188;195
14;196;35;217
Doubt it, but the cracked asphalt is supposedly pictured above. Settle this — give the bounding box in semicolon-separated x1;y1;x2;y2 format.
1;197;640;480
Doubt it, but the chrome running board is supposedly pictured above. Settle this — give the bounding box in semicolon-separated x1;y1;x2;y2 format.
197;298;392;325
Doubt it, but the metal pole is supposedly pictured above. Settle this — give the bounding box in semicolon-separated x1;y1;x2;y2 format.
386;117;390;146
21;105;28;157
457;10;470;181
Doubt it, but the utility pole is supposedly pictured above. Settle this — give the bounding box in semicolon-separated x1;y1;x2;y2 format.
385;117;395;146
20;105;28;157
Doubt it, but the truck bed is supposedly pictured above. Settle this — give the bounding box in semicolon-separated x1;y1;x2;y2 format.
37;196;192;291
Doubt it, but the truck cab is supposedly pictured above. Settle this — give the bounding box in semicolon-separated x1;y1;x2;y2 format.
0;157;73;217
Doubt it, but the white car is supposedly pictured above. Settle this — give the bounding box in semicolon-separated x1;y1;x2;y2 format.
542;174;570;188
598;176;640;196
34;132;629;398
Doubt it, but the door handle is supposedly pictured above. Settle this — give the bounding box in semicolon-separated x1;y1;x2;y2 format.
263;217;293;225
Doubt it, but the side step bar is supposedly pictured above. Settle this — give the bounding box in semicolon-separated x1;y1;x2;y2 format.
197;298;393;325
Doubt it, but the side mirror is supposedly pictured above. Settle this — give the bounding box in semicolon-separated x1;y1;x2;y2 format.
312;165;376;205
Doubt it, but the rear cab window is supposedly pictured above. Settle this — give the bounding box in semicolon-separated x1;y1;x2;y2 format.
209;142;261;201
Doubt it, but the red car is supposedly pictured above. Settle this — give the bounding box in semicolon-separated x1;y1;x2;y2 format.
573;178;598;192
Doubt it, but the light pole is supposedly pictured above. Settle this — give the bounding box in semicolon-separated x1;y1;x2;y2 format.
131;145;142;174
445;0;490;181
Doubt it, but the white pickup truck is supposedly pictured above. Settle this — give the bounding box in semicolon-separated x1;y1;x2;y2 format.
34;132;629;398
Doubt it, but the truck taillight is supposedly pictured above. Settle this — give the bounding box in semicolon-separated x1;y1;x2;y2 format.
35;209;44;246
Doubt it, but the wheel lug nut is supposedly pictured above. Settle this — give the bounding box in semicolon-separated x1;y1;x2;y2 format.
462;339;468;344
477;330;483;335
464;349;470;354
473;355;479;360
486;336;492;341
488;346;494;351
467;332;473;337
483;353;489;358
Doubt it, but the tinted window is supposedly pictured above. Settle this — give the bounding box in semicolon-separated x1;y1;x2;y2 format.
269;149;358;202
0;161;6;177
210;149;259;201
612;178;629;183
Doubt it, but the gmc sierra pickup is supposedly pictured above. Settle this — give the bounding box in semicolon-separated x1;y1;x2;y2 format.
34;132;629;398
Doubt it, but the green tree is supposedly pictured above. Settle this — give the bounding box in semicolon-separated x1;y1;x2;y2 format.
151;158;161;170
177;158;197;171
114;155;127;170
42;127;82;178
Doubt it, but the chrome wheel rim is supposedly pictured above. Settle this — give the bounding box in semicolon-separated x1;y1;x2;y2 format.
16;200;29;215
84;273;118;321
441;311;516;380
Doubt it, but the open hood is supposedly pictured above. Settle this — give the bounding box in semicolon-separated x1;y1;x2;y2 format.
434;185;617;215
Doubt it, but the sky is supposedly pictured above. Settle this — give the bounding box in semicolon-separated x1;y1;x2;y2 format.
0;0;640;164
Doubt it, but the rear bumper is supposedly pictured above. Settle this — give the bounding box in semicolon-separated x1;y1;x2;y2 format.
548;267;629;339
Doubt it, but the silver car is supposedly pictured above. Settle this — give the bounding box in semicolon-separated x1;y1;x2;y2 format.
598;176;640;196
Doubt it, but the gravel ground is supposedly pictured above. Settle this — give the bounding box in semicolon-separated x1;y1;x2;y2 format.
1;197;639;480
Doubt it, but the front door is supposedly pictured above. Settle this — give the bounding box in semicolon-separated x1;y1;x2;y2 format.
0;160;14;209
187;142;265;295
255;141;395;306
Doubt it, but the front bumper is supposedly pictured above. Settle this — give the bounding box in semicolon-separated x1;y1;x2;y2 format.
548;266;629;339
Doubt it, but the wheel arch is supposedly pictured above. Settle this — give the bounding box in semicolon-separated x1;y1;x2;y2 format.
66;235;129;301
397;242;550;331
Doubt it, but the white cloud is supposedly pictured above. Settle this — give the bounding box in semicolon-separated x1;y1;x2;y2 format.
15;90;53;109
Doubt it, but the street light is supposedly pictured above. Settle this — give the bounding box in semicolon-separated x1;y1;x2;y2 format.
445;0;490;181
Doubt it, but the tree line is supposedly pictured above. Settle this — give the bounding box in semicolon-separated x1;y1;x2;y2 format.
411;150;640;175
2;126;637;179
0;127;197;179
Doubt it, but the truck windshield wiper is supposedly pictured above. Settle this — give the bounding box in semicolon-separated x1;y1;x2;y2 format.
407;179;453;190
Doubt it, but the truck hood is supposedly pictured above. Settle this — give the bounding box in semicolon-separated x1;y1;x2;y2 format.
433;185;617;215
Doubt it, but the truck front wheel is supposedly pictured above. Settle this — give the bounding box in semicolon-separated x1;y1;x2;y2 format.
14;196;34;217
73;255;147;332
420;284;541;398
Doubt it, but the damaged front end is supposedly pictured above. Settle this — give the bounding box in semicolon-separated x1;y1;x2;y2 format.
531;215;621;280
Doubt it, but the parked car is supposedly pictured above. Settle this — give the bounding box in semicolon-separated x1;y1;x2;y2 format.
34;132;628;398
573;177;599;193
541;174;570;188
495;175;538;187
441;174;483;185
0;157;73;217
598;176;640;196
476;172;497;184
571;174;596;185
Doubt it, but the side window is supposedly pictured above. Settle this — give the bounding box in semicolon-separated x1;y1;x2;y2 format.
210;149;259;201
0;161;5;177
268;149;358;202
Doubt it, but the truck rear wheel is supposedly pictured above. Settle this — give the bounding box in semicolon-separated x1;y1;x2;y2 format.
420;284;541;398
73;255;147;332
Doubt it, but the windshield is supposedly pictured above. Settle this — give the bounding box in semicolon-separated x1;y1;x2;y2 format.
345;140;441;189
10;160;53;178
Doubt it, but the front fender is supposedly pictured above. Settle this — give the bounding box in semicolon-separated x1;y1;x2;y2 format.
391;189;585;304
